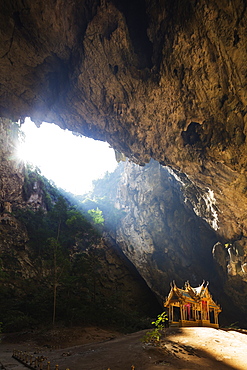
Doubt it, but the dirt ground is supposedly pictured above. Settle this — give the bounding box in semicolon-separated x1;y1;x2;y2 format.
1;326;247;370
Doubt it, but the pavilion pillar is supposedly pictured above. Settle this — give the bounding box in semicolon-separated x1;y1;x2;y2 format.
180;305;184;321
215;310;218;325
168;305;172;322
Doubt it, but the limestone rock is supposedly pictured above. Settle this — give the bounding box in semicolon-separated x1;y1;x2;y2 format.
91;159;247;325
1;0;247;244
96;160;219;295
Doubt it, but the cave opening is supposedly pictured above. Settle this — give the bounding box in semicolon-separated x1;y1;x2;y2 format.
16;118;118;196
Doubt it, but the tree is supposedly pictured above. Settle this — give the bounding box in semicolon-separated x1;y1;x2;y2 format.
88;207;104;225
46;237;70;326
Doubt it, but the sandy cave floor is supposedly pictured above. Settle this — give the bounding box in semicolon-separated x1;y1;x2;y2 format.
1;326;247;370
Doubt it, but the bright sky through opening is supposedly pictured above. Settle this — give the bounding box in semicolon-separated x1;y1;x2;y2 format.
17;118;118;195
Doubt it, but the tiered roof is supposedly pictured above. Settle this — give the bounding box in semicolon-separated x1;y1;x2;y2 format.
164;280;221;311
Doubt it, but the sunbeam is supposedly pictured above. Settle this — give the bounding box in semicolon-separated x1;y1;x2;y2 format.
16;118;118;195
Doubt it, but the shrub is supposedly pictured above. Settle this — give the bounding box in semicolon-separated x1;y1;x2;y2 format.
142;311;168;345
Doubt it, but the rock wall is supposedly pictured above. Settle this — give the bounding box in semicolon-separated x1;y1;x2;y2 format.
91;159;246;326
0;119;24;208
114;161;218;294
0;118;32;276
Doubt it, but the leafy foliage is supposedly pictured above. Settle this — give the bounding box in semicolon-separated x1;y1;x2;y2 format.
58;164;127;233
22;165;61;209
0;170;154;332
5;195;103;329
88;207;104;225
142;311;168;344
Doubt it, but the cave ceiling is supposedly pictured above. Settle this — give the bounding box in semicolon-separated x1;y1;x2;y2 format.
1;0;247;240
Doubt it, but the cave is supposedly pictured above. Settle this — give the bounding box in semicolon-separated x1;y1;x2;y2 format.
1;0;247;331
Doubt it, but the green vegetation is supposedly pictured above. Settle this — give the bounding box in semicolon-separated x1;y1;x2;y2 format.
0;168;153;333
88;207;104;225
22;165;61;209
6;196;107;330
142;311;168;345
73;164;126;232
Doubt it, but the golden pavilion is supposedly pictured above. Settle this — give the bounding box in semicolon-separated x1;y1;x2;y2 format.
164;281;221;328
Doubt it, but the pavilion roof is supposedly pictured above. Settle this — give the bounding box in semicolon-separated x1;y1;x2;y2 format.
164;280;221;311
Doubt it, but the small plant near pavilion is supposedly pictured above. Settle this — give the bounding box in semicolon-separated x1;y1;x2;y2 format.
142;311;168;345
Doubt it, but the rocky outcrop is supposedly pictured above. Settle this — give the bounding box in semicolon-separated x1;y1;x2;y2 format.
114;160;219;297
0;118;32;276
90;159;246;326
0;120;24;208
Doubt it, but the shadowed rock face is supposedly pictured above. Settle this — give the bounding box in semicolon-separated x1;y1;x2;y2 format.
113;160;219;295
99;160;247;326
1;1;247;322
